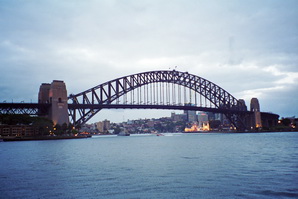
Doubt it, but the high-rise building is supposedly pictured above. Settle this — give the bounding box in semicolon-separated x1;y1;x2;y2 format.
197;112;208;123
103;120;110;131
97;120;110;132
197;112;209;129
171;112;187;122
184;103;197;122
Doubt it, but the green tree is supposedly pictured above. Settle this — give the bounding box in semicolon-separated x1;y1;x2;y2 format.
68;123;75;134
113;126;121;134
62;123;68;134
32;117;54;136
54;124;62;135
165;122;175;132
209;120;221;129
281;118;291;127
0;114;32;125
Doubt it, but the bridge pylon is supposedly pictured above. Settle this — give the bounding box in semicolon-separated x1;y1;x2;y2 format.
38;80;69;126
250;98;262;129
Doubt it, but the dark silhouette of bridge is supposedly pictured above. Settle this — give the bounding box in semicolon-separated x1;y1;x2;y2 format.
0;70;278;131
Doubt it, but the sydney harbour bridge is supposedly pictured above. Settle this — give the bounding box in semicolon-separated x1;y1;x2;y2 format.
0;70;279;131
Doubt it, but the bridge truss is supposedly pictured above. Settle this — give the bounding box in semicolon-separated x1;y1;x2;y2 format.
68;70;248;129
0;103;50;115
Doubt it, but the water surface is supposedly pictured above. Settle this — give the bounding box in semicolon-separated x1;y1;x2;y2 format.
1;132;298;198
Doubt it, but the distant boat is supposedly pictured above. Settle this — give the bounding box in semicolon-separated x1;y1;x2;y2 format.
117;132;130;136
151;131;163;136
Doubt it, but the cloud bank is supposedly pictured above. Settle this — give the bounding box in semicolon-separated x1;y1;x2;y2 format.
0;0;297;122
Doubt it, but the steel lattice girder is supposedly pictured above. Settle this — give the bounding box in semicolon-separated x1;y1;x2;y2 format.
0;103;50;116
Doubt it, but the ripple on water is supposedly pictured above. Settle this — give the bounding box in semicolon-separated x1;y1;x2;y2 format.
0;132;298;199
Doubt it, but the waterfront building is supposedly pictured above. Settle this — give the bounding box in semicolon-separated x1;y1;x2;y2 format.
103;120;110;131
206;112;215;121
96;122;104;132
197;112;210;130
0;125;39;137
80;123;97;133
97;120;110;133
184;103;197;122
147;120;155;128
171;112;187;122
197;112;208;123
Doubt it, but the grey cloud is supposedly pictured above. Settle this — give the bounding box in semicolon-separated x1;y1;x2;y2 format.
0;0;297;121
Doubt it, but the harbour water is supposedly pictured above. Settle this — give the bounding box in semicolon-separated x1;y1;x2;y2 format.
1;132;298;199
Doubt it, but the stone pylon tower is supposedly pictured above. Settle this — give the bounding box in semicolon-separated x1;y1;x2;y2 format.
38;83;51;104
250;98;262;129
38;80;69;126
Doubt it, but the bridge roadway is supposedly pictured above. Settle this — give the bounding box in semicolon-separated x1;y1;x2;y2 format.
0;102;251;115
68;103;250;114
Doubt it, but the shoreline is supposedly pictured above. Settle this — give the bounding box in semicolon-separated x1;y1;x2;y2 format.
1;135;92;142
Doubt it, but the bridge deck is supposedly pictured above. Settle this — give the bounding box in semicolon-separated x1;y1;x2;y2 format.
68;104;251;114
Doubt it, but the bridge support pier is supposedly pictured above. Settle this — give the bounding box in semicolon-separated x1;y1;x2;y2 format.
38;80;69;126
250;98;262;129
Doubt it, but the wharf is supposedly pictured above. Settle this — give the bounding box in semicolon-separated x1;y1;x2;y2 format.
1;135;92;142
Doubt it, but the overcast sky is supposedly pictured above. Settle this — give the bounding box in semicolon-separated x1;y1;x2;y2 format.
0;0;297;123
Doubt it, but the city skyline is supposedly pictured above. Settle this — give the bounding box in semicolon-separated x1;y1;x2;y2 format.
0;0;297;123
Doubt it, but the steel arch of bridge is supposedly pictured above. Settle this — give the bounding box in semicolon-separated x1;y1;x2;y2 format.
68;70;247;129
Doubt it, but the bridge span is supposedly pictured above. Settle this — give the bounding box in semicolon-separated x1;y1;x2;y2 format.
0;70;279;131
